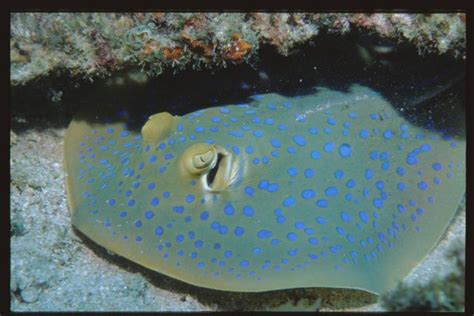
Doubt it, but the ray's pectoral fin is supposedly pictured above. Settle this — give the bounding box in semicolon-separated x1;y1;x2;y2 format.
180;143;237;192
141;112;180;144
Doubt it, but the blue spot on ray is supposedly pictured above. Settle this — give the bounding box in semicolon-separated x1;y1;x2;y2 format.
145;211;154;220
338;144;352;158
324;142;335;153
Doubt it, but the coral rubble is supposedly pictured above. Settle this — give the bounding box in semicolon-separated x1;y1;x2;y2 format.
10;13;466;86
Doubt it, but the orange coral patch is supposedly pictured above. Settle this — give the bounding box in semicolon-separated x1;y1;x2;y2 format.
223;34;252;62
163;47;182;60
182;33;214;58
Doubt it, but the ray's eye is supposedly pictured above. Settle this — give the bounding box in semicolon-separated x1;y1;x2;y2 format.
182;143;217;175
180;143;234;192
192;150;215;170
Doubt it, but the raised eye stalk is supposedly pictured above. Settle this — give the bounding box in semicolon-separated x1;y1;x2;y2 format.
180;143;235;192
192;149;215;170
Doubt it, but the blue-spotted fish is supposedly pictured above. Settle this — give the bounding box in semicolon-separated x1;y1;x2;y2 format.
65;85;465;294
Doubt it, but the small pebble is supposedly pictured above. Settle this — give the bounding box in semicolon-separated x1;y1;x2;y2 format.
20;287;39;303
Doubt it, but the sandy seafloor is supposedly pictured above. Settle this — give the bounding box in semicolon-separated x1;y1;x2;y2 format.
10;100;465;312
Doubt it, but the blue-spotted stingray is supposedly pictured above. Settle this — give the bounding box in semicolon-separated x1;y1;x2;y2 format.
65;85;465;294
